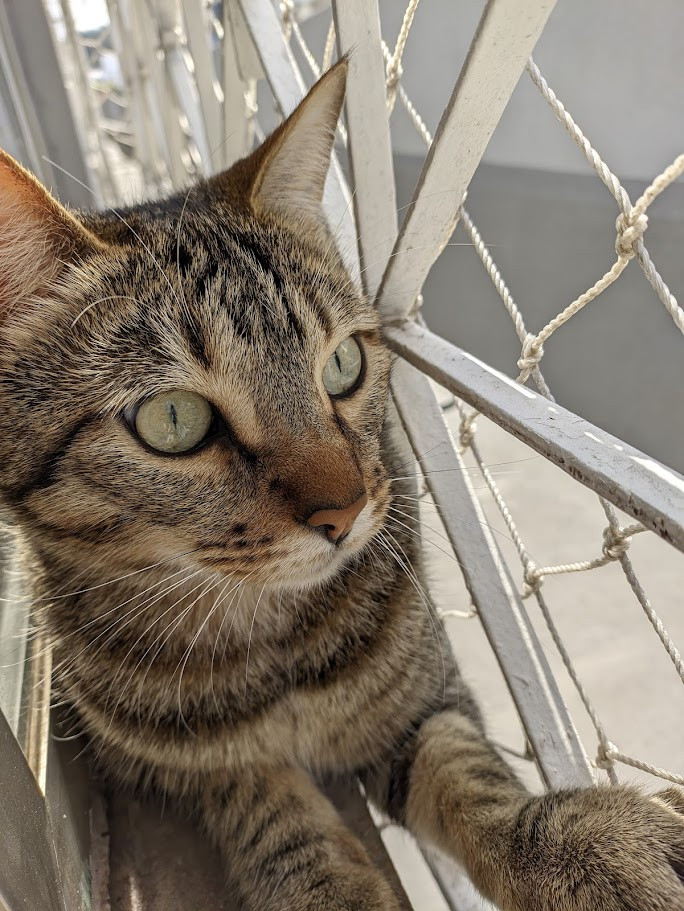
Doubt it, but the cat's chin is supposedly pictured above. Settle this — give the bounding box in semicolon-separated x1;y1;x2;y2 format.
262;543;365;593
263;527;378;592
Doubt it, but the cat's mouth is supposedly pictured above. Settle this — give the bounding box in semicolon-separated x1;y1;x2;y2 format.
263;496;381;590
196;494;385;590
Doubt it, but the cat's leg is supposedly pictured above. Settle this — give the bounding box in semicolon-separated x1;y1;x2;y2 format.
363;708;684;911
200;765;401;911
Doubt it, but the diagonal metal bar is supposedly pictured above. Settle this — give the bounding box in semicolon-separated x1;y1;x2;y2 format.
180;0;223;171
150;0;211;169
236;0;360;285
386;321;684;552
221;3;259;169
332;0;397;298
392;360;595;790
376;0;557;320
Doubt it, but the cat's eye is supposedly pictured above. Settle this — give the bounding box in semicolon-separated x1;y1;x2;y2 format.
322;337;363;398
134;390;213;454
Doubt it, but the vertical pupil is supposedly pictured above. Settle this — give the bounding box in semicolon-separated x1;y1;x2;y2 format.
334;352;342;372
167;402;178;428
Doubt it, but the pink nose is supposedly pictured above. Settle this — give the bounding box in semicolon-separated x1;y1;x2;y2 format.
306;493;368;544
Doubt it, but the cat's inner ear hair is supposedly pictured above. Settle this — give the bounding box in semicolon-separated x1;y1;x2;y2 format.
0;149;105;320
229;59;347;222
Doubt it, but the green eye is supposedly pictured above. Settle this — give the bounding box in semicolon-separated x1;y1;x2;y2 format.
322;337;363;397
134;390;213;453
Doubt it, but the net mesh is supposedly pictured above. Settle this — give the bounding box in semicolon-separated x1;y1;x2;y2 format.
40;0;684;791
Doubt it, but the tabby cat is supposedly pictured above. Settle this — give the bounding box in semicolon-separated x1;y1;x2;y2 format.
1;61;683;911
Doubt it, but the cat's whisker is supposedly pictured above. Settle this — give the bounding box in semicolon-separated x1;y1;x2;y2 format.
71;294;144;328
99;571;212;723
51;568;206;684
390;496;515;545
244;583;267;698
373;530;446;700
170;573;224;734
387;456;537;482
91;587;205;764
209;575;250;714
0;546;206;606
385;508;466;571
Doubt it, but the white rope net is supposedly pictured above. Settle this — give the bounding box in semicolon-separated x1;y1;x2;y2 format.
41;0;684;792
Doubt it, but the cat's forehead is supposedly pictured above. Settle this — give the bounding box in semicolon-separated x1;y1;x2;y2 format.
83;205;377;423
111;205;375;351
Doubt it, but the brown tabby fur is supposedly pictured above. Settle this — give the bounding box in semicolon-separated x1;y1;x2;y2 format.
1;62;684;910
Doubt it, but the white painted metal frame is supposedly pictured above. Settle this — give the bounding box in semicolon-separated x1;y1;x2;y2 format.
331;0;396;298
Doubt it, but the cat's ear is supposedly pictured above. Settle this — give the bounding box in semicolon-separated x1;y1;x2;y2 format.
0;149;104;319
216;60;347;220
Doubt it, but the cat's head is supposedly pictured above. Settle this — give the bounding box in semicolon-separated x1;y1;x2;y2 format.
0;62;393;591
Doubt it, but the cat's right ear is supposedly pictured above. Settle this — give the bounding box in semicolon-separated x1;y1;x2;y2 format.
210;60;347;222
0;149;105;320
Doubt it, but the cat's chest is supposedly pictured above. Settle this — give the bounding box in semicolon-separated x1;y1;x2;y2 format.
62;576;431;778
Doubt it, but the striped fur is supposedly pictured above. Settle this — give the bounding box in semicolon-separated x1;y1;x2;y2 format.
1;63;684;910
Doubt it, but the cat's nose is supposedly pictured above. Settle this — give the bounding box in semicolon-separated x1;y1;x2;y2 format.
306;493;368;544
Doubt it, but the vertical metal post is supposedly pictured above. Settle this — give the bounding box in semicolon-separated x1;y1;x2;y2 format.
179;0;223;171
222;2;261;168
106;0;168;193
332;0;397;298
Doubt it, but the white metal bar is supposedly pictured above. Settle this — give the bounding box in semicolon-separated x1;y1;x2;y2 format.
180;0;223;172
236;0;360;285
131;0;188;187
221;3;254;167
392;361;595;789
57;0;117;205
0;710;63;911
376;0;557;319
151;0;212;170
0;527;29;739
105;0;167;193
0;0;92;207
387;321;684;552
332;0;397;298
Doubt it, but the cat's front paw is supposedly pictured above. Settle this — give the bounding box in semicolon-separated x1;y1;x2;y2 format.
510;786;684;911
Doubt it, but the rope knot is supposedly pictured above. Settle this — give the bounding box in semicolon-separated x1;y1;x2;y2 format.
517;333;544;381
615;211;648;258
522;561;543;597
602;525;632;560
596;740;618;770
385;58;403;90
279;0;294;25
458;416;477;450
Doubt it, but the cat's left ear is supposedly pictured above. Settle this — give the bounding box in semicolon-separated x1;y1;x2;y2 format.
0;149;105;320
216;59;347;221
